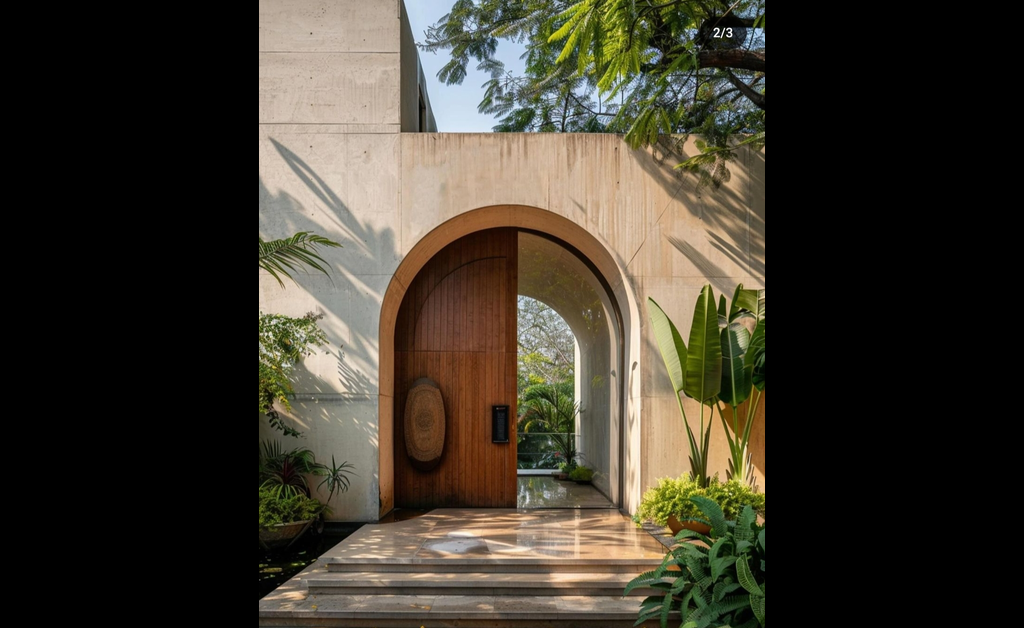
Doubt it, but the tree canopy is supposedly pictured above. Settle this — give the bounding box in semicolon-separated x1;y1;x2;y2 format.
517;296;575;396
424;0;765;186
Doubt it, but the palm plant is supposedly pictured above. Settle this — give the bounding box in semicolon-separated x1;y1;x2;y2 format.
258;441;322;499
317;456;356;508
520;382;582;470
258;232;341;287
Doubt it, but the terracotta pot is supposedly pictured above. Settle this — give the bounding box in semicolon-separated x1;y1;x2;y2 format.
667;515;712;536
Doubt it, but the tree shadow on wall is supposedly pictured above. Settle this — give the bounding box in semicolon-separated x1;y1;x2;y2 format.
630;141;764;284
259;138;400;469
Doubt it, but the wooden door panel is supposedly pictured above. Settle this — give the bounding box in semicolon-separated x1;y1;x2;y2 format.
394;229;518;509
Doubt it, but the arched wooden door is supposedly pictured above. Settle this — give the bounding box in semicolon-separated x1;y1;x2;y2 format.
393;229;518;508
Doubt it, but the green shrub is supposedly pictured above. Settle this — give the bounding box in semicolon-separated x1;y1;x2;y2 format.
627;497;765;628
634;475;764;527
259;489;325;531
569;466;594;482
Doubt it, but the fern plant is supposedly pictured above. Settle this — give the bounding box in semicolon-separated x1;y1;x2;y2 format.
626;496;765;628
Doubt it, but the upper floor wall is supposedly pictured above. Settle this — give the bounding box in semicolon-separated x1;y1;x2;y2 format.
259;0;435;132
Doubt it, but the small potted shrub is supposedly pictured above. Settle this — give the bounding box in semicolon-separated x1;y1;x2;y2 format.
569;466;595;484
258;441;355;549
259;489;326;550
634;474;765;535
557;460;578;480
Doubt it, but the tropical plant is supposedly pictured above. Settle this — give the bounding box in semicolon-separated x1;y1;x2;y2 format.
259;441;321;500
718;286;765;487
634;475;764;528
520;382;582;469
317;456;357;508
258;230;339;436
626;497;765;628
648;286;721;488
259;489;326;531
569;466;594;482
259;232;341;287
259;312;328;436
748;319;764;389
649;284;765;488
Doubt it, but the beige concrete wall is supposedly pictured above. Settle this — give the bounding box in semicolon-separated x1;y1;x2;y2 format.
259;0;407;521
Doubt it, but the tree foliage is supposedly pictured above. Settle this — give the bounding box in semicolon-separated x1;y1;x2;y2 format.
259;313;328;437
518;296;575;395
258;230;339;435
424;0;765;186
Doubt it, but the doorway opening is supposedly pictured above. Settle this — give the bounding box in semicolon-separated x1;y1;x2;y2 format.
516;232;620;509
384;221;627;516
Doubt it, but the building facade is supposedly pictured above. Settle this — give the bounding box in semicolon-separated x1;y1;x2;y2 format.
259;0;766;522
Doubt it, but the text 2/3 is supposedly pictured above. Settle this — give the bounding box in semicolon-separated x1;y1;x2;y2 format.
713;28;735;38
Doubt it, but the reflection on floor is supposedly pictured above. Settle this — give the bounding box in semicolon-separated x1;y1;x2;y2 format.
317;509;665;564
517;475;615;509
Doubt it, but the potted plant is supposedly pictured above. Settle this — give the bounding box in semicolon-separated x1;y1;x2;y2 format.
569;466;595;484
634;475;764;535
259;489;325;550
258;441;354;548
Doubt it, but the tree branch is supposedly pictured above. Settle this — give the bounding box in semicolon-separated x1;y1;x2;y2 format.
724;71;765;110
699;49;765;73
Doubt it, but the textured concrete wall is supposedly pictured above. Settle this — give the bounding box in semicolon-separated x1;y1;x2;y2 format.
259;0;406;521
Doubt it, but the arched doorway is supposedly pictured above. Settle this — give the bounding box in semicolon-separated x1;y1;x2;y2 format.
378;207;637;517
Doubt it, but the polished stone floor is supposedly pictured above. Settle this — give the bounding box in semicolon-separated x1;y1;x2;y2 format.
324;509;666;564
517;476;615;509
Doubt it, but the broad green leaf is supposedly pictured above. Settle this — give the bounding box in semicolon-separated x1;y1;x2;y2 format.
648;298;688;393
752;594;766;626
746;319;765;391
719;323;751;406
732;287;765;322
684;286;723;404
755;15;765;30
737;557;763;596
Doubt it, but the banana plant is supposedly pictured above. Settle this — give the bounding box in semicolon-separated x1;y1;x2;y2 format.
649;285;722;488
718;286;765;488
649;285;765;489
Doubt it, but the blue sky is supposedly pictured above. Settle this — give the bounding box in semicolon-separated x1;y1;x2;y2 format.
405;1;528;132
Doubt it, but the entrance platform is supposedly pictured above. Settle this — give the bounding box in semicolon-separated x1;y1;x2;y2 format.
259;509;669;627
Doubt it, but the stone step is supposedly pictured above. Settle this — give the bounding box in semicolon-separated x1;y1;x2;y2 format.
324;558;663;574
305;571;657;597
259;594;667;628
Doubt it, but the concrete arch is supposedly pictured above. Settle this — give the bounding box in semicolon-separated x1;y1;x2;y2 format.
378;205;643;518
